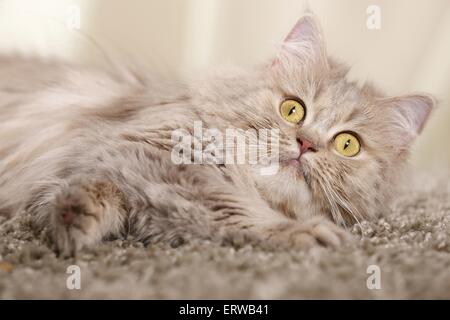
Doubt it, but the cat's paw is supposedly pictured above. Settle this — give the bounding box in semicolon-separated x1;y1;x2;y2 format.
271;217;353;250
50;182;103;257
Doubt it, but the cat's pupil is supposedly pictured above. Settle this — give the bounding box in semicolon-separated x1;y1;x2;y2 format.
288;107;296;116
344;140;351;150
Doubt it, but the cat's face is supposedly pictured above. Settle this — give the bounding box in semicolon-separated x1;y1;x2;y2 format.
234;14;434;225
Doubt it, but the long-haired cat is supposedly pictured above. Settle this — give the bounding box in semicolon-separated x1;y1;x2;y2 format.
0;14;434;256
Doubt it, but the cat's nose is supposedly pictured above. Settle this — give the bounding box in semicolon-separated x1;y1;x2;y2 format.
297;137;317;155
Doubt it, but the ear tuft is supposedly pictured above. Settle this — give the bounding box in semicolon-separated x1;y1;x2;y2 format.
284;14;322;45
392;94;435;134
380;94;435;146
277;13;327;69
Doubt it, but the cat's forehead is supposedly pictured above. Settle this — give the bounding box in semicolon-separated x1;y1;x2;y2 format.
302;74;372;130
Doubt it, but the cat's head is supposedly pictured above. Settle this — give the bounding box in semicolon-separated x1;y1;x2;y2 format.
237;14;435;225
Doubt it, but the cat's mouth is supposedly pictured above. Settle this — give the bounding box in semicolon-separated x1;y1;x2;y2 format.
280;153;313;186
282;154;306;173
287;158;300;166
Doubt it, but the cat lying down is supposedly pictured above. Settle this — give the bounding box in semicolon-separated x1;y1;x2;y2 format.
0;13;434;256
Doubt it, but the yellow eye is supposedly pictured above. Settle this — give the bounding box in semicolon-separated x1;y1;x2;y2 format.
280;99;305;124
334;132;360;157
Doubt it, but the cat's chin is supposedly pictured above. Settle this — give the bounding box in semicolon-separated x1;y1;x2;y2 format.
280;158;306;180
253;165;313;218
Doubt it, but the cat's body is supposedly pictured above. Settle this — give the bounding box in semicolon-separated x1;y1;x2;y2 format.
0;15;434;256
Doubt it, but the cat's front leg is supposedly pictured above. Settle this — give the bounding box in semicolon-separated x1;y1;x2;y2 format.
48;176;126;257
260;216;351;249
207;194;352;249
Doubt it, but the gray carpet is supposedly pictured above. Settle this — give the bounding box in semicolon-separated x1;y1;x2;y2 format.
1;172;449;299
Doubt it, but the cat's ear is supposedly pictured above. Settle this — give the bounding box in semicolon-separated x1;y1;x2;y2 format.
380;94;435;145
274;14;328;69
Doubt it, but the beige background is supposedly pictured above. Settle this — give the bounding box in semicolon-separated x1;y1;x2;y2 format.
0;0;449;170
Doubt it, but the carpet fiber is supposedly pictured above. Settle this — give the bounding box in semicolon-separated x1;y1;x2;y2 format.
1;172;449;299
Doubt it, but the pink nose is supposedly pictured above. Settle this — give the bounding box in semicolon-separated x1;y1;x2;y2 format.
297;137;317;155
61;211;74;224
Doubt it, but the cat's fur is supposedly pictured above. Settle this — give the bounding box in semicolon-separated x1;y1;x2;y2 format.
0;14;434;256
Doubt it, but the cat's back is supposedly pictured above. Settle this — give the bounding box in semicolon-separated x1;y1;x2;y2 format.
0;55;69;91
0;55;141;153
0;55;145;214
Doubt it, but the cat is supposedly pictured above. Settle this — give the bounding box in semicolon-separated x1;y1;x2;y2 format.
0;13;434;257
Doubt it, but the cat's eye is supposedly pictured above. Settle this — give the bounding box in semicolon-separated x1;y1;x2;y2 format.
334;132;360;157
280;99;305;124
